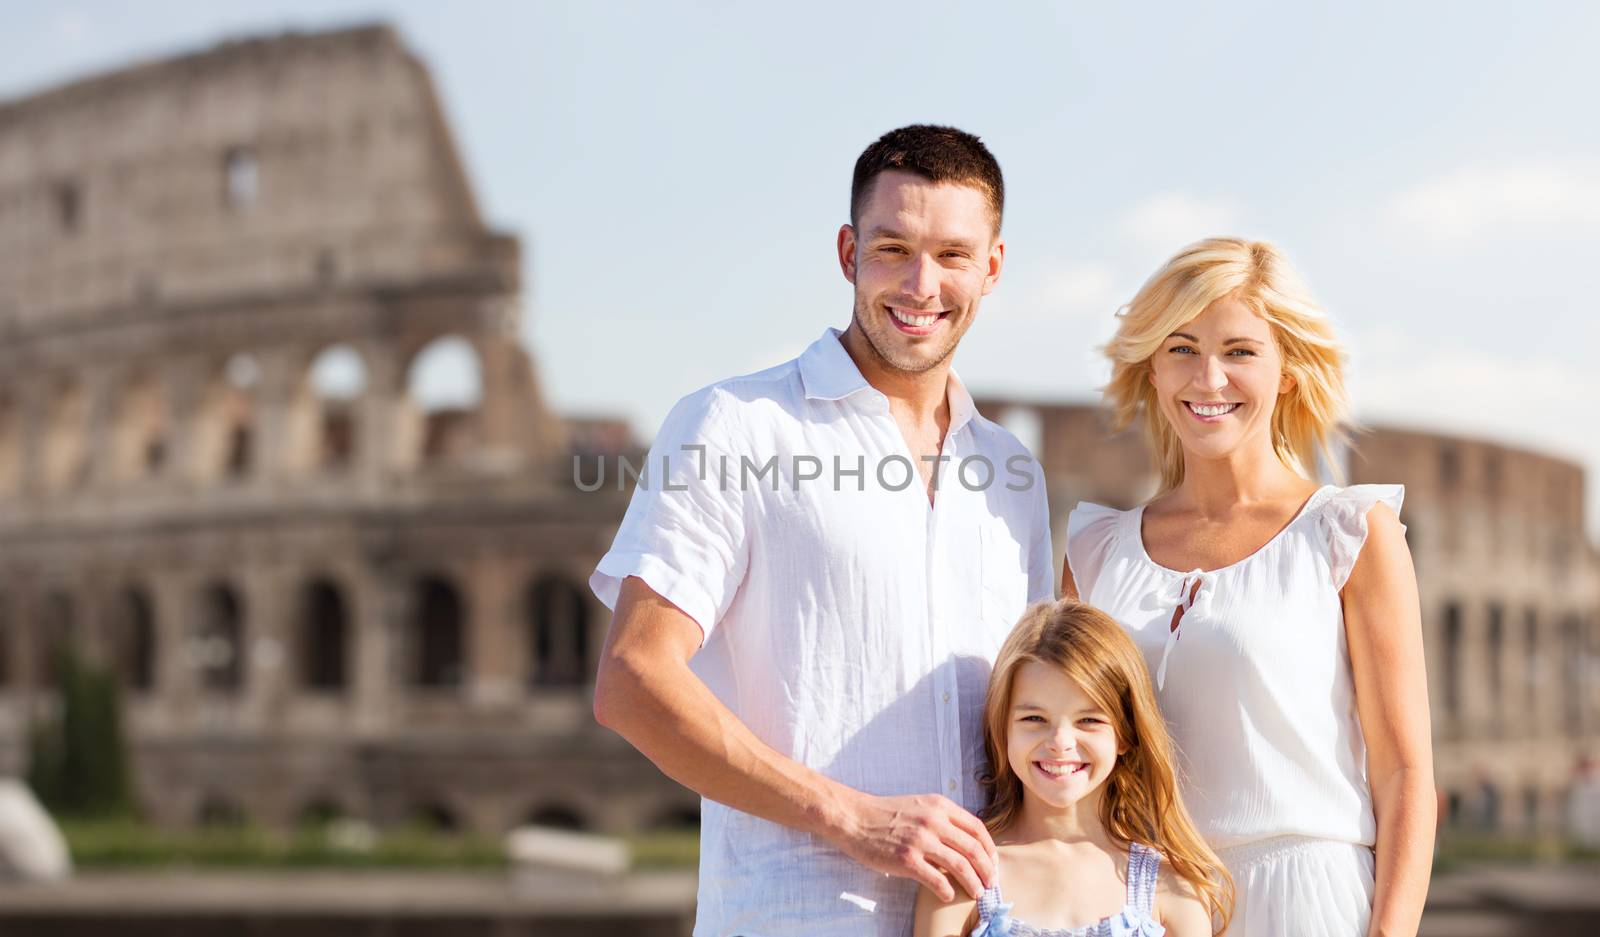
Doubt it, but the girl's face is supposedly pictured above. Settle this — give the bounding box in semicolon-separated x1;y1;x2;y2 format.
1005;661;1122;811
1147;294;1293;465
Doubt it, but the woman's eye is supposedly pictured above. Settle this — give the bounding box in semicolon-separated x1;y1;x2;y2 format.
1168;346;1197;355
1227;348;1257;357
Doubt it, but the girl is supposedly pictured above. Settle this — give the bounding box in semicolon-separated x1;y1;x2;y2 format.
1063;237;1434;935
914;600;1233;937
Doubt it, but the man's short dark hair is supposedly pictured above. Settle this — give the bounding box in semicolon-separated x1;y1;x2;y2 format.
850;124;1004;233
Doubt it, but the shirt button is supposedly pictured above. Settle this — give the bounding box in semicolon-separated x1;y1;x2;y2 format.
942;691;951;702
947;780;957;792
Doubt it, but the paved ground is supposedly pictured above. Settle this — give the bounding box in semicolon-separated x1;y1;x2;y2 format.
1;863;1596;935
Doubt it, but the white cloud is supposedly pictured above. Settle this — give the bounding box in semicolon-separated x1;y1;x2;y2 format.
1115;194;1240;254
1386;163;1600;243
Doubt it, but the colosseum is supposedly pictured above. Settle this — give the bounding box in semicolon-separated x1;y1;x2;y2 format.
1;23;1596;843
0;23;691;835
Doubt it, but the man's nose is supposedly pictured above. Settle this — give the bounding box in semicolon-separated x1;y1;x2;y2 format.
900;252;940;302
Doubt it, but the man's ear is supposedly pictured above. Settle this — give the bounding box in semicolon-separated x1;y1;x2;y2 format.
981;236;1005;296
837;224;858;284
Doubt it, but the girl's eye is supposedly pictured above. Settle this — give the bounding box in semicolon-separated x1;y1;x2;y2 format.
1019;715;1046;723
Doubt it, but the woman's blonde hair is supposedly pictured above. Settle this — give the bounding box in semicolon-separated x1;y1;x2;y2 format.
978;601;1234;933
1103;237;1349;494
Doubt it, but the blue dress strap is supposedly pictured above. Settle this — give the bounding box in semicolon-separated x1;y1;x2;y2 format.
1125;843;1162;916
973;884;1014;936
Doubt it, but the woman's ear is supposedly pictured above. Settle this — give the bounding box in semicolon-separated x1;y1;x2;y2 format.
1279;368;1296;394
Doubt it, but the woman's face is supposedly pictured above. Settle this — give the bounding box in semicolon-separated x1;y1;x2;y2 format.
1147;294;1292;466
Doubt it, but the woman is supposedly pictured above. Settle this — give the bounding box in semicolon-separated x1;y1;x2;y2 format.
1060;238;1434;936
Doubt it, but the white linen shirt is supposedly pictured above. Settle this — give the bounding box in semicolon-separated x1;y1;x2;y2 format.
591;327;1054;937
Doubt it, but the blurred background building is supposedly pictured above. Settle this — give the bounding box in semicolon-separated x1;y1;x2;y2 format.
0;24;688;837
0;22;1596;847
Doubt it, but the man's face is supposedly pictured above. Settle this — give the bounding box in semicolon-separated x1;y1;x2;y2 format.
838;171;1004;374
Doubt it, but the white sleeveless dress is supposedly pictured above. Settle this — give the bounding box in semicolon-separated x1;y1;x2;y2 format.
1066;484;1403;937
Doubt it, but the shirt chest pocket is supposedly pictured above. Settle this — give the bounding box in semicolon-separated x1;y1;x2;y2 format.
980;520;1031;631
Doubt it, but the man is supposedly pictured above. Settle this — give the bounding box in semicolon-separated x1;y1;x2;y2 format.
591;124;1054;935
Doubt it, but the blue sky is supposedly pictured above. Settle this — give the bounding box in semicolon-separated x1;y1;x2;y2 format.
6;2;1599;533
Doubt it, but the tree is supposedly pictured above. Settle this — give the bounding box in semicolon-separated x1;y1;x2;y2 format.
26;645;133;818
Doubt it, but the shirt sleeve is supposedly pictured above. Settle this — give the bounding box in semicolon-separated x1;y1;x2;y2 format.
589;387;750;647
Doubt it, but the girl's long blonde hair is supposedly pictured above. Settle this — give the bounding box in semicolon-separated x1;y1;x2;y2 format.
978;601;1235;933
1103;237;1349;494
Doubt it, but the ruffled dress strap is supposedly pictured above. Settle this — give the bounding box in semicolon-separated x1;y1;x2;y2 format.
1318;484;1405;591
972;883;1015;936
1111;844;1167;936
1064;501;1125;600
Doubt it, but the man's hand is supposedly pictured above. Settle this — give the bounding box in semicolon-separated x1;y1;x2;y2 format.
829;791;998;902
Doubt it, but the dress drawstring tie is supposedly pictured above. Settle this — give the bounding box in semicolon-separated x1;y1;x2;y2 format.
1142;569;1214;691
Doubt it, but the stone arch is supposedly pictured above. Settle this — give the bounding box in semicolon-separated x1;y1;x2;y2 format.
193;353;260;483
527;574;590;688
37;589;76;689
109;370;169;482
401;334;483;468
40;376;90;493
648;803;701;831
522;803;588;832
0;389;21;497
298;577;349;693
194;581;245;692
410;799;460;832
1441;600;1462;722
111;586;157;693
410;574;465;689
0;590;10;687
297;795;347;828
286;343;368;476
197;794;247;828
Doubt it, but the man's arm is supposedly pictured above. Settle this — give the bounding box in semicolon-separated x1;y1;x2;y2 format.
594;575;998;901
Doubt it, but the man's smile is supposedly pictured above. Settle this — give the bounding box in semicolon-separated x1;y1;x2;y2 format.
886;305;950;335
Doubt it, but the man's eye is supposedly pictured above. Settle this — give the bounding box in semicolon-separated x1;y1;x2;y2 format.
878;245;907;255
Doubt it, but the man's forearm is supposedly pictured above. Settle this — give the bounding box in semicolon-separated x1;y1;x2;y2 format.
595;649;859;840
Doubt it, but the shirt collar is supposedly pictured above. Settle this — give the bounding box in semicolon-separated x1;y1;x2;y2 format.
797;327;976;436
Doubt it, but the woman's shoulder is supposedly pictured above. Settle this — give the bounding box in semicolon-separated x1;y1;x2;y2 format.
1067;499;1134;530
1310;483;1407;591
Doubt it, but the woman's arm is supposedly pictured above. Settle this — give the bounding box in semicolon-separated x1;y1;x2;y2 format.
913;880;977;937
1344;503;1436;937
